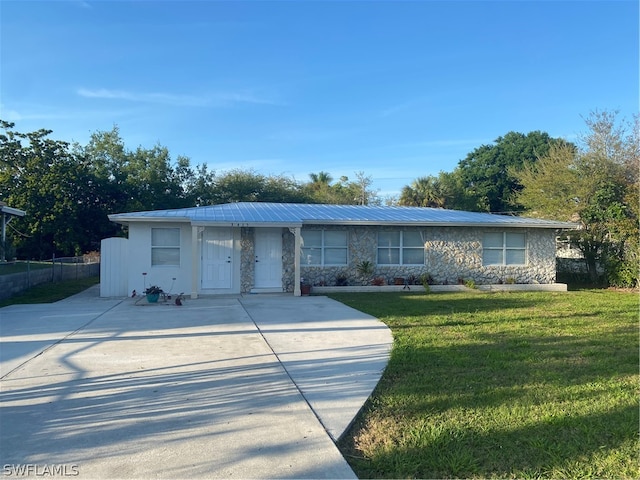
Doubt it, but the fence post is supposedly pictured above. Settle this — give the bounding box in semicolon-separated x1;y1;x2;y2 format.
27;260;31;288
52;253;55;283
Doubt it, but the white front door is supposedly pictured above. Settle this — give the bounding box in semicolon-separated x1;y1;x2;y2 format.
254;228;282;289
201;228;233;289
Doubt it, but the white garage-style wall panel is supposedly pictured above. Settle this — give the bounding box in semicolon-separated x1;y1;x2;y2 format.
100;237;129;297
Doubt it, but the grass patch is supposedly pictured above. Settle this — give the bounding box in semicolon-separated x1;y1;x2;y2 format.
331;290;639;479
0;276;100;307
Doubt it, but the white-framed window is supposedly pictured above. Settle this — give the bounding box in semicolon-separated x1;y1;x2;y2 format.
377;231;424;265
301;230;348;266
151;228;181;266
482;232;526;266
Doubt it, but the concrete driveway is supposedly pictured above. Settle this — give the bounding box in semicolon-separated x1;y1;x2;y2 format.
0;287;392;479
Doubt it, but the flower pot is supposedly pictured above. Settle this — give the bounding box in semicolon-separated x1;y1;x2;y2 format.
300;284;311;296
146;293;160;303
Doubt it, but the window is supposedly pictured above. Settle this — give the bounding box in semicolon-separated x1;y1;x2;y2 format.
482;232;526;265
377;231;424;265
151;228;180;266
301;230;347;265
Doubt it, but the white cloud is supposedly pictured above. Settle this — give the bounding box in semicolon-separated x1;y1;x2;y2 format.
77;88;281;107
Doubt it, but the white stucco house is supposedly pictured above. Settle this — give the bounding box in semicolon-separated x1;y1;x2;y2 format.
102;202;576;298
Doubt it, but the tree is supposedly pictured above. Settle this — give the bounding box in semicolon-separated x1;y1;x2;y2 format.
0;121;113;257
203;169;308;204
398;175;446;207
515;111;638;286
303;171;380;205
452;131;570;213
82;126;196;213
304;171;336;203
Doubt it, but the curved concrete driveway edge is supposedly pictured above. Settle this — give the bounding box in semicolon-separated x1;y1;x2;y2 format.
0;289;392;479
239;295;393;442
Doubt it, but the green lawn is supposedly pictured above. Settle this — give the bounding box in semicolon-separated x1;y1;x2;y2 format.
331;290;639;479
0;276;100;307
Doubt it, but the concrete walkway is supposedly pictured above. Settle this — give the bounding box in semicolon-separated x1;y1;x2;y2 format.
0;287;392;479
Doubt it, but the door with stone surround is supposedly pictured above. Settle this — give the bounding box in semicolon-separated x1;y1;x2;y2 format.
254;228;282;289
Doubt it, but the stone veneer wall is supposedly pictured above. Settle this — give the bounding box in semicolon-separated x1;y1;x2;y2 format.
240;226;558;293
240;227;255;293
294;226;557;290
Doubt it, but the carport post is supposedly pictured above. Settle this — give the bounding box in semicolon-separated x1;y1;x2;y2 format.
293;226;301;296
191;225;199;299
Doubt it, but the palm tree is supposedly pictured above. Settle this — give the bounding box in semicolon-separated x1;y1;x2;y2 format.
308;171;333;187
398;175;446;207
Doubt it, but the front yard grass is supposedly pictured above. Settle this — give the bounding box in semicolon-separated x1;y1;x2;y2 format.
330;290;639;479
0;276;100;307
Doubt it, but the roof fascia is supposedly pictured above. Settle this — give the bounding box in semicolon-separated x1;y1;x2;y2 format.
301;220;577;229
0;206;26;217
191;221;303;228
107;215;191;225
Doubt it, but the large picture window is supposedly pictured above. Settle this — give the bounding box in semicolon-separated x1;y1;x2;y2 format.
151;228;181;266
482;232;526;265
377;231;424;265
301;230;348;266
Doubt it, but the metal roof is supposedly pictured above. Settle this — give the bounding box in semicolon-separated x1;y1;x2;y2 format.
108;202;576;229
0;202;26;217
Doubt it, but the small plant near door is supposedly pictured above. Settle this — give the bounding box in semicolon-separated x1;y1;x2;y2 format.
144;285;163;303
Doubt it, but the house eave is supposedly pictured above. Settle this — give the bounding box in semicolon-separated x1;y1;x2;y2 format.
192;221;303;228
0;205;26;217
107;215;192;225
302;220;577;229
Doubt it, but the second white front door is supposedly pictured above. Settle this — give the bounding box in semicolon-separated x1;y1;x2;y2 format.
254;228;282;289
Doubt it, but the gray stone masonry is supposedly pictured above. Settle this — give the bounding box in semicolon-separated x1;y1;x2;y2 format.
238;226;558;293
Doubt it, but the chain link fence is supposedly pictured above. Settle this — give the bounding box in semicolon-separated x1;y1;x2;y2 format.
0;254;101;301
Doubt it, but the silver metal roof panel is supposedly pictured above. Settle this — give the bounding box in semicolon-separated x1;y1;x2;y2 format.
108;202;576;229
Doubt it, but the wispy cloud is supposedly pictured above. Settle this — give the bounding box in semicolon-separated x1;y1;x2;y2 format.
77;88;281;107
1;106;72;122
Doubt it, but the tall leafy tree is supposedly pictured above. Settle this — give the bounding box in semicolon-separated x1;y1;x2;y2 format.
452;131;570;213
515;111;638;286
82;126;195;213
203;169;308;204
0;121;114;257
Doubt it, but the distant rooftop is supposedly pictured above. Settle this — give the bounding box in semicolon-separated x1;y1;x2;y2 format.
0;201;26;217
109;202;576;229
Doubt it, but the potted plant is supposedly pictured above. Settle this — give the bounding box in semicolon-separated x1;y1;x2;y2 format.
300;278;311;296
144;285;163;303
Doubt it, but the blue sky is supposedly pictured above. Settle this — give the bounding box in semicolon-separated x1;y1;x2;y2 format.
1;1;637;198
